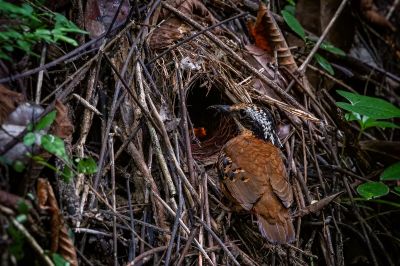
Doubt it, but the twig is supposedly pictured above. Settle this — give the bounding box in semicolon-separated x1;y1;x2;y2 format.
126;174;136;261
165;177;183;265
161;2;318;122
196;218;240;266
147;12;248;65
176;61;195;185
286;0;349;91
128;246;168;265
176;226;200;266
72;93;102;116
153;193;215;265
35;45;47;104
0;206;54;266
299;0;349;73
108;134;118;266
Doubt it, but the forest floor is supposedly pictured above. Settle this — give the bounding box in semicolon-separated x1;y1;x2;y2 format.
0;0;400;265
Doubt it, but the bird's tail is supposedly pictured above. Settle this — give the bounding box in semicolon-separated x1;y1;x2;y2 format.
256;214;295;244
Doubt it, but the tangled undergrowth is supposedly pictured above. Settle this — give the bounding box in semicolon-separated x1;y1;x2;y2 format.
0;0;400;265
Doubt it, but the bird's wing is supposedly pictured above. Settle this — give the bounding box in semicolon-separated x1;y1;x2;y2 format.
218;135;270;210
265;151;293;208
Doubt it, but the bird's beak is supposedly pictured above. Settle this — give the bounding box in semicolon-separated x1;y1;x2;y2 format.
207;105;231;113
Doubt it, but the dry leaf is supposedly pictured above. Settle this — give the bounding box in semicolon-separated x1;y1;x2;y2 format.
37;178;78;266
295;192;343;217
360;0;396;32
0;85;25;124
248;3;297;72
84;0;130;39
52;100;74;139
149;0;219;50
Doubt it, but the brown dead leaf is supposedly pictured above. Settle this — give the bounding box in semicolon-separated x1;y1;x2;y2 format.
247;3;297;72
149;0;219;50
242;44;285;101
37;178;78;266
84;0;130;39
0;189;32;210
360;140;400;161
52;100;74;139
0;85;25;124
360;0;396;32
295;192;343;217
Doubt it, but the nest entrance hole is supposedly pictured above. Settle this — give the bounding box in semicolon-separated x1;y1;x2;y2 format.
186;83;235;159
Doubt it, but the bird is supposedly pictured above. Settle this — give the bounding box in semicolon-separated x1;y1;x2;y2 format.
211;103;295;244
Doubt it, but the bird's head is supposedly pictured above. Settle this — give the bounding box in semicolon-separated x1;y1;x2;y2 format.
209;103;282;147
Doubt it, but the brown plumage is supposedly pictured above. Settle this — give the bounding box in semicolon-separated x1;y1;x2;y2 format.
214;103;294;244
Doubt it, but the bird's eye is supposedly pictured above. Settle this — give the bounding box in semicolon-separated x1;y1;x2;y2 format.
239;109;247;118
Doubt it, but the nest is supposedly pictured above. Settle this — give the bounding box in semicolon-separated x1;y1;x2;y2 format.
1;0;400;265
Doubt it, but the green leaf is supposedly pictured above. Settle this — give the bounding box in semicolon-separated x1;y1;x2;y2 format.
336;90;400;119
16;40;31;52
8;225;25;261
281;10;305;40
315;53;334;75
357;182;389;200
394;187;400;193
52;253;70;266
17;200;31;214
16;214;27;223
35;110;56;131
344;112;361;121
286;0;296;5
13;161;25;173
283;5;295;16
364;120;400;130
380;162;400;181
320;42;346;56
41;134;69;162
77;157;98;174
23;132;36;146
62;166;74;183
52;33;78;46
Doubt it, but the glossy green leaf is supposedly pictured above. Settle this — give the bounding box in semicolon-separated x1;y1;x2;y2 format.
344;112;361;121
77;157;98;174
394;187;400;193
283;5;295;15
23;132;36;146
17;200;31;214
357;182;389;200
364;120;400;130
315;53;334;75
62;166;74;183
336;90;400;119
41;134;69;162
52;253;70;266
13;161;25;173
281;10;305;40
380;162;400;181
16;214;27;223
286;0;296;5
7;225;25;260
35;110;56;131
320;42;346;56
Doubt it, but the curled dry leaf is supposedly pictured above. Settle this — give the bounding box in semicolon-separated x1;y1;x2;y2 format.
248;3;298;72
0;85;25;124
37;178;78;266
84;0;131;39
360;0;396;32
149;0;219;50
52;100;74;139
0;189;32;211
295;192;343;217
